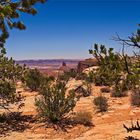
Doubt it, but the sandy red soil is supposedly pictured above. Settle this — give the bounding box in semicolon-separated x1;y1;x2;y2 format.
0;80;140;140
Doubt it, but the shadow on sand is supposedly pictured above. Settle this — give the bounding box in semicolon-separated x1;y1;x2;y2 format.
0;112;35;136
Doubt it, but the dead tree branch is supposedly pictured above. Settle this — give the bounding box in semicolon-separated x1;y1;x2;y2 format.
123;120;140;133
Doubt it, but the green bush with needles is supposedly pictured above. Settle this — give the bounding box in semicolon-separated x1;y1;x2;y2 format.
131;88;140;107
23;68;44;91
35;80;79;123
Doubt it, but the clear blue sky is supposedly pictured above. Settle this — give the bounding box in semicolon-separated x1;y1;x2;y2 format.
6;0;140;60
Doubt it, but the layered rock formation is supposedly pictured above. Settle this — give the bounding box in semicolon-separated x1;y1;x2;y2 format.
77;58;98;73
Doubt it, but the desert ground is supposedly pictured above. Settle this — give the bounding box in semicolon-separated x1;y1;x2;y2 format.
0;79;140;140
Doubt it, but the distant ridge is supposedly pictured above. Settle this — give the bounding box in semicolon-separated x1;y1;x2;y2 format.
16;59;82;62
16;59;82;65
15;59;83;70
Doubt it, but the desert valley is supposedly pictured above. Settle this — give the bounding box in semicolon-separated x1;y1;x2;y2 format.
0;58;140;140
0;0;140;140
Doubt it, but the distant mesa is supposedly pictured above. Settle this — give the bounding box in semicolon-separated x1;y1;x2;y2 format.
77;58;98;73
62;62;66;67
59;58;98;74
59;62;71;72
16;58;98;75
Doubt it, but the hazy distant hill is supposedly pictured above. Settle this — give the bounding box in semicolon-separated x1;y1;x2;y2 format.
16;59;82;70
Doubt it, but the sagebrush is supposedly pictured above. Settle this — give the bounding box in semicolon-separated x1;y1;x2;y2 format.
94;96;108;112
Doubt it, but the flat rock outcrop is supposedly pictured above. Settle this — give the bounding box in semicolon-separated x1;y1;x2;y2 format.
77;58;97;73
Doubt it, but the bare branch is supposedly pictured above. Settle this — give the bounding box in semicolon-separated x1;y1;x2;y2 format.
112;33;140;49
123;120;140;132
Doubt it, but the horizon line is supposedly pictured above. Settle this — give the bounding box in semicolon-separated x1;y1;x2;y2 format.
15;58;88;61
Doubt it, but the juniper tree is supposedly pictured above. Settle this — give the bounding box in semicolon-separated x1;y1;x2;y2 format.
89;25;140;96
0;0;46;110
35;80;79;123
0;55;26;109
0;0;46;49
114;24;140;49
89;44;124;86
113;25;140;89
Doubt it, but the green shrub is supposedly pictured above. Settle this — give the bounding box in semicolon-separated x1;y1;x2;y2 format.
0;0;45;110
0;81;20;109
111;90;128;98
0;56;25;109
85;71;94;83
73;111;92;126
75;73;87;80
131;88;140;107
111;81;128;97
94;96;108;112
58;73;70;82
89;44;123;86
93;69;120;86
125;74;140;90
67;69;77;78
23;68;43;91
58;69;77;81
81;71;94;96
89;44;140;96
0;81;15;103
35;80;79;123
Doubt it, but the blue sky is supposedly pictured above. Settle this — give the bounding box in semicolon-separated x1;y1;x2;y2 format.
6;0;140;60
